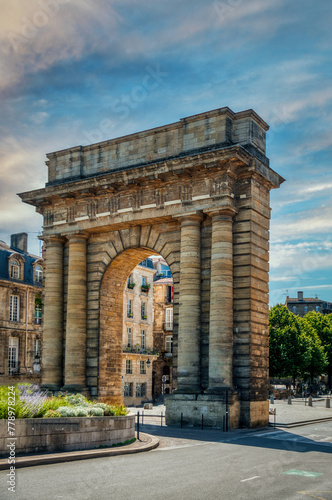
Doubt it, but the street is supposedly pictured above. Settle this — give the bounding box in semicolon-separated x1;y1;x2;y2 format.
1;421;332;499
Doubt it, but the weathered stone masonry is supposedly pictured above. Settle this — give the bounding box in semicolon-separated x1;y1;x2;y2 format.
19;107;284;427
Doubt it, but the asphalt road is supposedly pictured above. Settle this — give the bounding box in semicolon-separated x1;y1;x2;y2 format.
1;422;332;500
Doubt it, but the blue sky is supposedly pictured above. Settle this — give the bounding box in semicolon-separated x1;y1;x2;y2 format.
0;0;331;306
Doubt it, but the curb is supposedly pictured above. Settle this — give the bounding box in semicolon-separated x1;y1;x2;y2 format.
0;433;159;470
268;416;332;428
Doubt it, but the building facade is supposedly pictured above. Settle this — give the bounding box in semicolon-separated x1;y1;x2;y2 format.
285;291;332;317
152;276;174;399
0;233;43;384
122;259;157;405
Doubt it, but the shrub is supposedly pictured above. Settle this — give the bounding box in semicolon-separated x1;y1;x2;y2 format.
75;407;89;417
44;410;61;418
88;407;104;417
66;394;90;407
57;406;77;417
17;384;48;418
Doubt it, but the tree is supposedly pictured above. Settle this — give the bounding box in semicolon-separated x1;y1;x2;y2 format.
303;311;332;388
269;305;310;386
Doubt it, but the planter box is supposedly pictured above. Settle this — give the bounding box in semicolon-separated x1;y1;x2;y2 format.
0;414;135;456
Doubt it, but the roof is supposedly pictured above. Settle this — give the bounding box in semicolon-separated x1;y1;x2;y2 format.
0;242;43;286
286;297;324;303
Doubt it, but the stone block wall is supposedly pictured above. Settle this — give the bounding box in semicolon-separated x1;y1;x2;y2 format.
0;415;135;456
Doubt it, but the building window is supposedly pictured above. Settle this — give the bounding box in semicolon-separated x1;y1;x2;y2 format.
140;360;146;374
127;274;135;289
316;305;320;312
292;306;297;313
35;304;42;325
304;305;309;313
33;339;41;373
165;308;173;330
165;336;173;354
8;337;19;373
166;285;173;303
127;327;132;348
141;330;145;350
10;260;20;279
136;383;146;398
10;295;20;322
141;302;147;320
124;382;133;397
35;265;43;284
142;276;146;286
127;299;133;318
126;359;132;374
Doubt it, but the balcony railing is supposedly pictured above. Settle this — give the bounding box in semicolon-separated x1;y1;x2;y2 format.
123;346;159;355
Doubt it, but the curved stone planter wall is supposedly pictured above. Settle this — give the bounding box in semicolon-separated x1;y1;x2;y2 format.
0;414;135;456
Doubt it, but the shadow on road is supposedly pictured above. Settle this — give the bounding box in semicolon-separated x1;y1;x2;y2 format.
137;423;332;455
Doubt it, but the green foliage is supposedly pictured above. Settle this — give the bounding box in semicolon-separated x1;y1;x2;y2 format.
88;407;104;417
0;386;23;419
75;407;89;417
269;305;328;384
57;406;77;417
44;409;61;418
303;311;332;384
66;394;90;407
0;385;129;419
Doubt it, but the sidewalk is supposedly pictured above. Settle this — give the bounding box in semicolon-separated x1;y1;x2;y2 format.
0;432;159;471
268;398;332;427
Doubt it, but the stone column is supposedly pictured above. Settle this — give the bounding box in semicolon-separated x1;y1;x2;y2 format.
177;213;203;392
63;233;88;392
41;236;64;390
207;208;236;391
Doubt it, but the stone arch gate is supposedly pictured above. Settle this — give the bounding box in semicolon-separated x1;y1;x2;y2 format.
20;107;284;428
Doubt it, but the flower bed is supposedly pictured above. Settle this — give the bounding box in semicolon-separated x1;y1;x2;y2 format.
0;385;134;455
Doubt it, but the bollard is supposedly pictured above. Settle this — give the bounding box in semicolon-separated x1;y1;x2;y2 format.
161;411;163;427
326;398;331;408
202;414;204;430
180;412;183;428
308;396;313;407
137;411;140;440
288;395;292;405
142;410;144;425
223;415;226;432
270;395;274;404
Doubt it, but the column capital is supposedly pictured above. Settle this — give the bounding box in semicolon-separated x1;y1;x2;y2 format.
39;234;65;245
66;232;89;243
204;206;237;221
173;211;204;226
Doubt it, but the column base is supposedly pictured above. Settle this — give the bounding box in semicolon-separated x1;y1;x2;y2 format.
204;386;232;395
165;391;240;429
61;384;90;396
41;383;62;393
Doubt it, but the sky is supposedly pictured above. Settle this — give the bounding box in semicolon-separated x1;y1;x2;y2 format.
0;0;331;306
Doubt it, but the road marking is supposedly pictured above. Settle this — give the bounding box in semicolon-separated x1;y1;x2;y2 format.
298;492;332;500
283;470;323;478
240;476;260;482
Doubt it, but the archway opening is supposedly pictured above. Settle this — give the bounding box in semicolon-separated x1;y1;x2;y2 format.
99;248;175;404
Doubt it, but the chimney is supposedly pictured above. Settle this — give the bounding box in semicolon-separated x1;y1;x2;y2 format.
11;233;28;253
297;291;303;301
